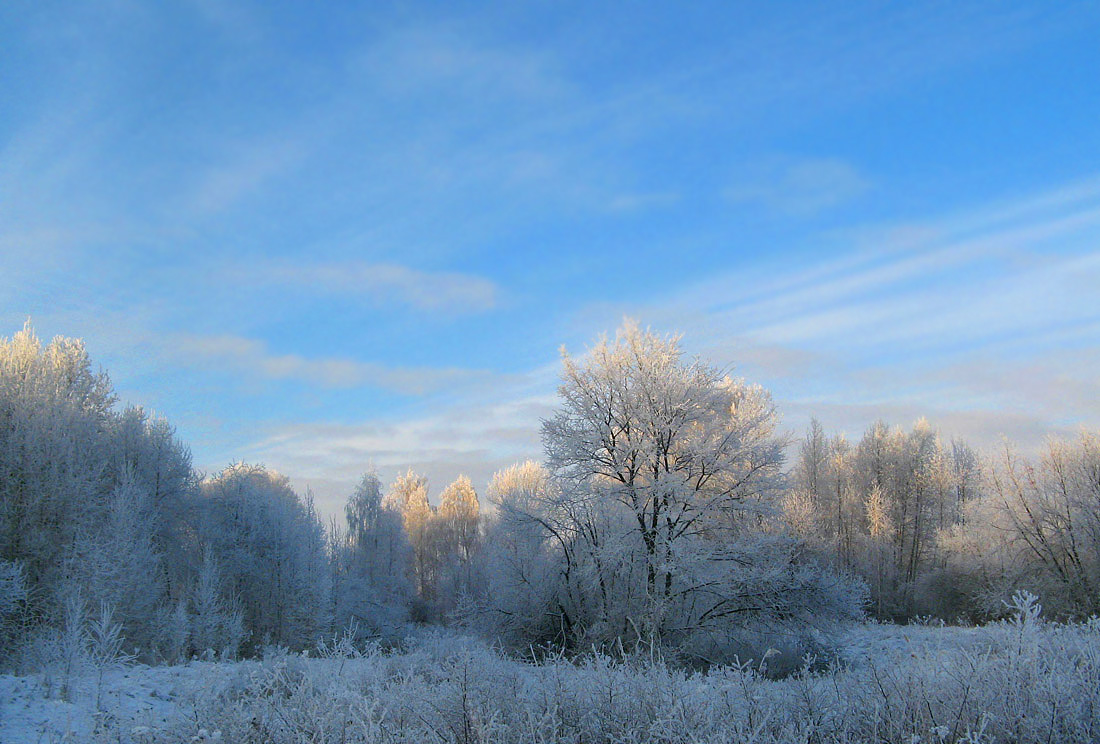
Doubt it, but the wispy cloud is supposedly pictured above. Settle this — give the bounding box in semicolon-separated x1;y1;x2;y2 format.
667;177;1100;350
357;26;569;104
233;391;553;512
724;157;871;216
187;138;305;215
607;176;1100;451
606;191;681;213
174;333;489;395
5;1;1098;521
249;261;500;313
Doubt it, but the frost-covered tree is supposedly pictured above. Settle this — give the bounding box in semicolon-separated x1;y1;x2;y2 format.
432;474;482;608
187;547;244;660
384;469;435;601
487;321;860;658
437;474;480;565
786;418;982;620
107;406;197;601
199;464;330;651
478;461;572;644
0;323;197;663
62;469;164;650
788;421;860;572
0;323;116;612
943;434;1100;619
332;470;412;636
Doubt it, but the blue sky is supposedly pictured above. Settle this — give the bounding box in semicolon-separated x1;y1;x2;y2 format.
3;1;1099;515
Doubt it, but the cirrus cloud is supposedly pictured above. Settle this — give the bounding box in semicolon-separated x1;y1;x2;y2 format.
252;260;500;313
725;157;871;216
174;333;491;395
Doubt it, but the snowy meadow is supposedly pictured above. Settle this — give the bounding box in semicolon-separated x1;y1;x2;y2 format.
2;322;1100;743
5;596;1099;743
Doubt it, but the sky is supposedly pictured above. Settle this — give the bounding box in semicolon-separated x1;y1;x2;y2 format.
2;1;1099;517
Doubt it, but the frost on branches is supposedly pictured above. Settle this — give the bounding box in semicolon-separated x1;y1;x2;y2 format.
480;322;865;661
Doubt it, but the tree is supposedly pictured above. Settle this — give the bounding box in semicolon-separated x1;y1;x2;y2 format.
0;323;197;663
478;461;562;643
785;417;988;620
795;419;829;500
951;435;1100;618
433;474;481;606
62;469;164;651
199;464;330;651
332;470;412;635
107;406;197;604
0;322;115;613
188;547;244;660
437;474;480;565
384;469;434;600
491;321;859;656
865;485;893;618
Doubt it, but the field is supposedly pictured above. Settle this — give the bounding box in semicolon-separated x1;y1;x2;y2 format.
3;609;1098;744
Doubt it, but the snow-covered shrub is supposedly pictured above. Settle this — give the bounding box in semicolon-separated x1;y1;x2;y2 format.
161;598;191;664
669;535;868;671
29;591;93;702
0;559;29;667
87;602;136;710
189;548;245;661
96;619;1094;744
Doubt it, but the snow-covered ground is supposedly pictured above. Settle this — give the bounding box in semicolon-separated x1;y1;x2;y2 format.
0;661;238;743
3;619;1098;743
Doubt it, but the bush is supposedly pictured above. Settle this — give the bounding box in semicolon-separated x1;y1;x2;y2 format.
86;611;1099;744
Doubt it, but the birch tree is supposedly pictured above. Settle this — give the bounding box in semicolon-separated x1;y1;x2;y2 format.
333;470;412;634
385;470;435;600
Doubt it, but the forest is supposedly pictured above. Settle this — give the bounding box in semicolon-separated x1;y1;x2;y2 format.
1;321;1098;743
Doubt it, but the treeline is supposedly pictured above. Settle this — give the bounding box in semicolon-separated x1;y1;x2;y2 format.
0;323;336;666
1;321;1097;672
786;419;1100;621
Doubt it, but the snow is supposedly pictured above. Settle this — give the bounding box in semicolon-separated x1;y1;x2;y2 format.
0;661;238;742
2;618;1097;743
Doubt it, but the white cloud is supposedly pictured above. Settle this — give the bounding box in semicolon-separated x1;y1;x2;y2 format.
193;176;1100;519
597;176;1100;453
661;177;1100;354
253;261;500;313
232;392;554;517
725;157;871;216
606;192;681;213
174;333;490;395
187;139;304;215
